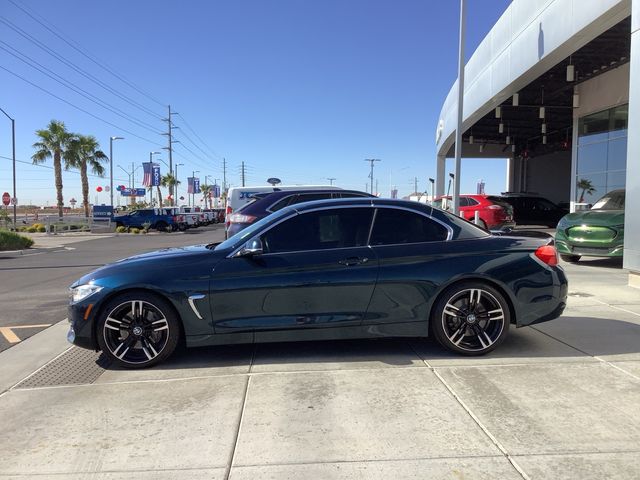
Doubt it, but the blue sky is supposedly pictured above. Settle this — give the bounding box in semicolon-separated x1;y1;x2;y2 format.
0;0;512;205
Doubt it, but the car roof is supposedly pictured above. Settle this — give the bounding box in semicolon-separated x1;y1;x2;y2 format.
239;189;373;212
286;197;429;213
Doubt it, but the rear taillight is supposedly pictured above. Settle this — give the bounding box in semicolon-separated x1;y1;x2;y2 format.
534;245;558;266
228;213;257;224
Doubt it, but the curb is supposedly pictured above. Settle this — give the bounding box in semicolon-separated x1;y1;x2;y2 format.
0;247;51;258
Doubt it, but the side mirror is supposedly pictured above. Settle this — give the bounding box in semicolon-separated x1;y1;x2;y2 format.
235;238;263;257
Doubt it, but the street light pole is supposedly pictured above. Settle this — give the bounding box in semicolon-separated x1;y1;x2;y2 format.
327;177;336;186
174;163;184;206
191;170;200;207
149;151;160;207
0;107;16;227
109;136;124;210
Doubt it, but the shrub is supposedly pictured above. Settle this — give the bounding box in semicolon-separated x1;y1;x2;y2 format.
115;226;127;233
37;226;46;233
27;226;37;233
130;228;140;234
0;230;34;250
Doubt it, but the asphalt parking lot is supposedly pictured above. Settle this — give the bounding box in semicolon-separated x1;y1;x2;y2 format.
0;234;639;479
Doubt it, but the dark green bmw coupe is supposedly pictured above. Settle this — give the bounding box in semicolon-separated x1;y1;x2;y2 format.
68;198;568;368
555;189;625;262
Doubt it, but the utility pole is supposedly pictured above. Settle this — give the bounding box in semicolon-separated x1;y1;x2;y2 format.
414;177;418;195
327;177;336;186
222;158;227;193
241;161;246;187
162;105;177;204
0;107;16;227
375;179;378;196
364;159;381;195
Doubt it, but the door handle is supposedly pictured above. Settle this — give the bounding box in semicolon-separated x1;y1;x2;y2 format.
338;256;368;266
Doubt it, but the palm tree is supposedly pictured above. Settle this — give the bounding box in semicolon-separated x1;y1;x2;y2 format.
32;120;74;218
161;173;180;206
65;135;108;217
200;184;212;209
577;178;596;203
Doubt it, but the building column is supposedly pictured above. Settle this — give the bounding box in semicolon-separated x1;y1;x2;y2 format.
569;115;579;213
505;157;515;192
436;154;446;197
625;0;640;282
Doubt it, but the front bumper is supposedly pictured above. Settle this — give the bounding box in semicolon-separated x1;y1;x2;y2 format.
555;230;624;258
67;300;100;350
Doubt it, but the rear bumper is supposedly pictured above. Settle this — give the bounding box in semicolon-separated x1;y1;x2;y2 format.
515;265;568;327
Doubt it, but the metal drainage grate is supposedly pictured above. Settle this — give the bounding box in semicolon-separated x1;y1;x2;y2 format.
14;347;111;389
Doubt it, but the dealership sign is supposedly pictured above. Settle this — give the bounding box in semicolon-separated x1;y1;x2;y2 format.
120;188;147;197
92;205;113;220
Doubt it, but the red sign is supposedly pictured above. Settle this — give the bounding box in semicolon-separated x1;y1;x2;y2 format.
2;192;9;206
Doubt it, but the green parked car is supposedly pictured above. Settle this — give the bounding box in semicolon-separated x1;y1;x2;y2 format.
555;189;625;262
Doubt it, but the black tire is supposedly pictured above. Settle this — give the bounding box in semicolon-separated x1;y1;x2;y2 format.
560;254;580;263
96;292;181;368
179;224;187;232
431;281;510;355
155;221;168;232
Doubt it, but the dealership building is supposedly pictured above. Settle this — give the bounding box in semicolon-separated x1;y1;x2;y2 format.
435;0;640;284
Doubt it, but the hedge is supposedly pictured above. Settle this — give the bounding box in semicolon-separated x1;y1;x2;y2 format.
0;230;35;251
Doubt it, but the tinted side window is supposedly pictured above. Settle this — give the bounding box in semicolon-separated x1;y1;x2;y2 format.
269;195;295;212
458;197;470;207
262;208;374;253
336;192;370;199
292;193;334;204
370;209;448;245
466;197;480;206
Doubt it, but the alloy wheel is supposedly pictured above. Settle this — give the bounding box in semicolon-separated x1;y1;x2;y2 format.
102;300;170;365
441;288;505;352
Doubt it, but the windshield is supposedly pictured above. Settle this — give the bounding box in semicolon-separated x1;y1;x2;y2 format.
591;190;625;210
215;209;294;251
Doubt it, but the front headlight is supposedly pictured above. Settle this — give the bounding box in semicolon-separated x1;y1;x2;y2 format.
69;284;103;304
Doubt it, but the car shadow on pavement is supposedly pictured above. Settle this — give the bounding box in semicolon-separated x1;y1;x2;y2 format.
99;316;640;373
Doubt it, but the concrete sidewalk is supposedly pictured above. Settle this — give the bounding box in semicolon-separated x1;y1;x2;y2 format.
0;260;639;479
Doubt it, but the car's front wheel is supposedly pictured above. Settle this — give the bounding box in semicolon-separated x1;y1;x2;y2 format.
97;292;180;368
431;282;510;355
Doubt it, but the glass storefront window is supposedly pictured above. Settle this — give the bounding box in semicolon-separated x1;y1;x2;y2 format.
576;105;627;204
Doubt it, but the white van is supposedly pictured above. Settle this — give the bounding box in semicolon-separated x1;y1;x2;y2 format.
225;185;341;221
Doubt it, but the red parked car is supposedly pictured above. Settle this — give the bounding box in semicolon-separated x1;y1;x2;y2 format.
433;195;515;231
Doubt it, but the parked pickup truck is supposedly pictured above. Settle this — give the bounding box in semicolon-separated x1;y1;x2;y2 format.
114;208;175;231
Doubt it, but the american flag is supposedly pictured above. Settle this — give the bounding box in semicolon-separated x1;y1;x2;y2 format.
142;162;153;187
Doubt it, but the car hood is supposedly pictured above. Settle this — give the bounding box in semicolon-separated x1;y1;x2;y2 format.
560;210;624;227
71;243;229;287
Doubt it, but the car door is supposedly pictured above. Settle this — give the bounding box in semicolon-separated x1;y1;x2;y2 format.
365;206;451;326
209;206;378;334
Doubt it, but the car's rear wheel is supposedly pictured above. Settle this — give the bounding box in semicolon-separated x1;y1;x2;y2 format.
560;254;580;263
97;292;180;368
155;221;168;231
431;282;510;355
